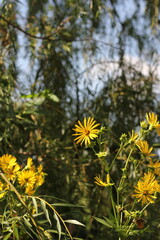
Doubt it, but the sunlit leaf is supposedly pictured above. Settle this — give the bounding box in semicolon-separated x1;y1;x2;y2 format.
40;199;52;226
53;212;61;240
47;93;59;102
64;219;85;227
32;197;38;214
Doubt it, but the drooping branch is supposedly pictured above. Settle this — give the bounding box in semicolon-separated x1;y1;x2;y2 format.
0;14;61;40
0;14;121;49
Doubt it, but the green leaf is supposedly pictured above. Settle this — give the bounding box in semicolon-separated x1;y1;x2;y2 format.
52;203;83;207
23;217;32;228
53;212;61;240
13;224;19;240
3;232;12;240
103;217;116;228
23;216;39;238
64;219;85;227
47;93;59;102
93;217;113;228
32;197;38;214
21;94;37;99
30;97;45;105
40;199;52;226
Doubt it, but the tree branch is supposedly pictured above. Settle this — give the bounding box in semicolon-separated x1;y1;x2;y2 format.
0;15;121;50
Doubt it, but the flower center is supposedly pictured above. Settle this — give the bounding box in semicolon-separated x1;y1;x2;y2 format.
85;129;90;136
143;190;149;196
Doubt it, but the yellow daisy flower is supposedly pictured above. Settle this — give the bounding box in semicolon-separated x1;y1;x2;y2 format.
146;112;159;127
18;170;36;189
3;164;20;181
94;174;114;187
0;154;17;169
136;140;155;156
133;181;156;205
73;117;100;146
133;172;160;205
0;154;20;180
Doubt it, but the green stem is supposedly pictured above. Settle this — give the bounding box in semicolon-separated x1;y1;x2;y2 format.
109;142;125;171
140;202;150;214
118;148;134;191
110;189;118;226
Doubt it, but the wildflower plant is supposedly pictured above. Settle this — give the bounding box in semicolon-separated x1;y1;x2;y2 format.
0;155;82;239
73;113;160;239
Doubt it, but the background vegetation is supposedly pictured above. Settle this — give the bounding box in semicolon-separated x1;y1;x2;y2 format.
0;0;160;239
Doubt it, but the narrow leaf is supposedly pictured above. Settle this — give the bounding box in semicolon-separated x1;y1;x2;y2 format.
53;212;61;240
40;199;52;226
64;219;85;227
13;224;19;240
93;217;113;228
3;232;12;240
32;197;38;214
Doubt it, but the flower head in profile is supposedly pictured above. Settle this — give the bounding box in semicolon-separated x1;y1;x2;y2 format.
155;124;160;136
133;172;160;205
73;117;100;146
148;159;160;176
94;174;114;187
136;140;155;157
128;130;139;143
26;157;35;171
35;165;46;187
146;112;159;127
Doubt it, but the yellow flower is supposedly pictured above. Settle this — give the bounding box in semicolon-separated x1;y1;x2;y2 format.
146;112;159;127
35;165;45;187
25;185;35;195
155;124;160;136
0;181;8;199
0;154;20;180
94;174;114;187
4;164;20;181
141;171;156;183
18;170;36;189
136;140;155;156
26;157;36;171
133;172;160;205
148;160;160;176
27;157;33;168
133;181;156;205
73;117;100;146
128;130;139;142
0;154;17;169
